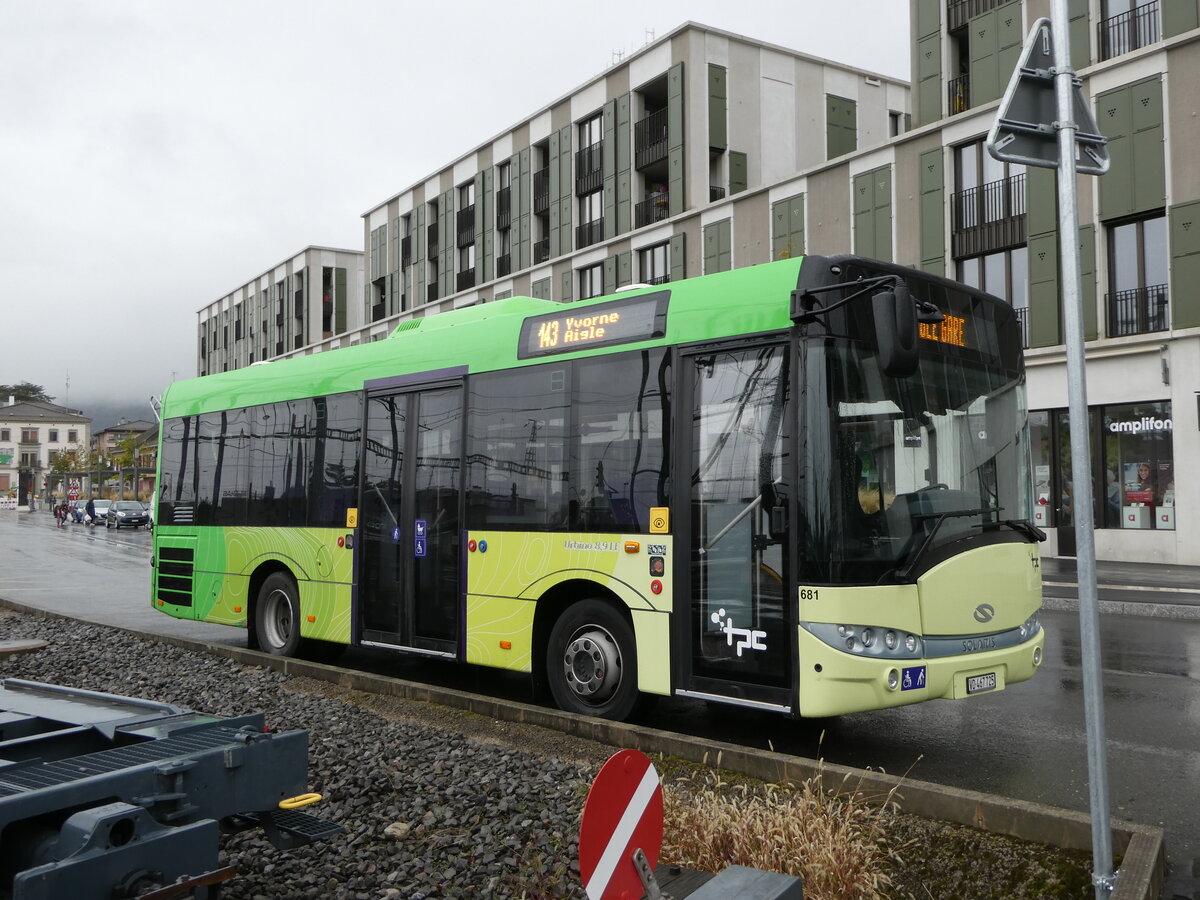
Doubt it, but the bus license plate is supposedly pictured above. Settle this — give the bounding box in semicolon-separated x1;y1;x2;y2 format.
967;672;997;695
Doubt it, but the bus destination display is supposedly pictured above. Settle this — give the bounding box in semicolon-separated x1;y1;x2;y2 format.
518;291;669;359
919;313;967;348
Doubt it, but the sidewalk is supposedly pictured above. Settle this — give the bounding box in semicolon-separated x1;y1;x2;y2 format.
1040;555;1200;619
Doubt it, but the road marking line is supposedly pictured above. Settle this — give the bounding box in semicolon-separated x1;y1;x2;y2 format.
1043;580;1200;596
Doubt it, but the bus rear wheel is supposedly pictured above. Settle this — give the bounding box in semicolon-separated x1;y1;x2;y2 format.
546;600;639;720
256;572;302;657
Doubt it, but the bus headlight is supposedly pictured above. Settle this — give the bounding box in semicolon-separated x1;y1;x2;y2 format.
812;624;923;659
1018;611;1041;640
887;668;900;690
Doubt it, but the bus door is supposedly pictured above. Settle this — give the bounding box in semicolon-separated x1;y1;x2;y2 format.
359;378;463;657
678;342;795;712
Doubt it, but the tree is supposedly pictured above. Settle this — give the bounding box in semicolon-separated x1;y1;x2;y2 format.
0;382;54;403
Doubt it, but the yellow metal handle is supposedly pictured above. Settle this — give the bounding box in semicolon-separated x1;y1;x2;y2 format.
279;792;322;810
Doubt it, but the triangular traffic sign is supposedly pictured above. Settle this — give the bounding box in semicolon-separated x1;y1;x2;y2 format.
987;18;1109;175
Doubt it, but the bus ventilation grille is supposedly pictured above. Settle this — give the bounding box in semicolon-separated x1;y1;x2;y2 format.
172;505;195;524
156;546;195;607
392;319;423;334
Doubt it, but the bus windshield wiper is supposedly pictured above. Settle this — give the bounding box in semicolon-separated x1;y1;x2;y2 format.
893;507;998;581
978;518;1046;543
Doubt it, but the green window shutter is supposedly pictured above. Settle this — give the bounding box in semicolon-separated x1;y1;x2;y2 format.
826;95;857;159
334;267;347;333
1097;85;1131;219
917;0;940;37
518;148;531;271
548;130;561;257
1068;0;1091;67
441;188;454;297
618;250;632;287
1130;77;1165;215
603;98;617;240
1163;0;1199;38
414;205;425;303
969;9;1000;107
1078;225;1097;340
996;1;1024;79
772;193;805;260
1170;201;1200;328
668;62;685;217
603;255;617;293
872;166;893;262
720;219;732;272
916;34;942;126
708;64;727;151
479;169;492;283
703;219;732;273
1026;167;1058;237
919;149;945;267
670;232;686;281
559;124;573;253
616;94;632;235
560;270;572;303
531;277;551;300
729;151;747;195
1028;233;1061;347
703;222;718;273
853;171;874;258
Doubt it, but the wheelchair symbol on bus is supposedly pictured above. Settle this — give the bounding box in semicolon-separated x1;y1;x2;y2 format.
902;666;927;691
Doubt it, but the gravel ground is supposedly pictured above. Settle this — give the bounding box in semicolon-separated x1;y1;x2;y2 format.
0;610;1091;899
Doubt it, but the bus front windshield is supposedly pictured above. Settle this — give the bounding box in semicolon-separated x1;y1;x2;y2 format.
802;329;1031;585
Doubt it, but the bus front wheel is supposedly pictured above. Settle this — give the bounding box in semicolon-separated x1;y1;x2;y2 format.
546;600;639;720
256;572;302;657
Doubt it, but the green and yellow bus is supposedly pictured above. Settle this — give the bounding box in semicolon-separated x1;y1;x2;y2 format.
153;254;1044;720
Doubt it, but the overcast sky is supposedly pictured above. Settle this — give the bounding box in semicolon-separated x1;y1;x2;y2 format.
0;1;909;413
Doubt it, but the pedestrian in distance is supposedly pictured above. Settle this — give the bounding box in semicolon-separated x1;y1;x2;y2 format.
85;496;96;528
53;502;65;528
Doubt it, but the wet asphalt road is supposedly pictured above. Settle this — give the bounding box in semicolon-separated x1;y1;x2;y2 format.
0;509;1197;897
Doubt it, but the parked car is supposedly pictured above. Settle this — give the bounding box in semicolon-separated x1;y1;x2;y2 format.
91;499;111;523
106;500;149;529
69;500;88;523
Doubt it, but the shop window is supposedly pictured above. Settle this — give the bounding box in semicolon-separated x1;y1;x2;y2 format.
1103;401;1174;530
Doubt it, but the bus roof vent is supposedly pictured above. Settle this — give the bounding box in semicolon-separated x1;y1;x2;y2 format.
390;320;423;336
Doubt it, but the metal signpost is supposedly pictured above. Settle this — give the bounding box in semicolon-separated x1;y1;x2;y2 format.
987;3;1113;896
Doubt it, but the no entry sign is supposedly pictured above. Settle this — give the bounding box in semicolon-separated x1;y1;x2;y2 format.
578;749;664;900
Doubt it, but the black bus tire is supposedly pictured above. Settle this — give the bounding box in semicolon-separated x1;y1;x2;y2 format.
256;572;302;657
546;599;639;720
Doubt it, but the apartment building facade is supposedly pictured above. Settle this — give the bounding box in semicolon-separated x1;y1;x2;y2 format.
197;246;363;375
0;399;91;505
903;0;1200;564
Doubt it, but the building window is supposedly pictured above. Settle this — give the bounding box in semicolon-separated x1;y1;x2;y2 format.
957;247;1029;346
0;429;9;441
952;140;1026;258
21;429;37;443
1099;0;1160;61
1107;214;1168;337
579;263;604;300
1104;401;1174;530
48;429;58;443
68;430;77;443
577;190;604;248
638;243;670;285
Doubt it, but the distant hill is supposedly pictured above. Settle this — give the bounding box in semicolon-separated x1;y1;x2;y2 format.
74;397;158;432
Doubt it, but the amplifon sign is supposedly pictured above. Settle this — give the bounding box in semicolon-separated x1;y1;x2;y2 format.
1107;416;1173;434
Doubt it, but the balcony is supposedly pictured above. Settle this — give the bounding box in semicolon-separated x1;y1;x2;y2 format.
533;168;549;214
457;269;476;292
948;74;970;115
1014;305;1029;349
497;254;512;277
427;283;439;304
457;204;476;248
576;219;604;249
1108;284;1169;337
947;0;1005;32
575;141;602;195
275;341;284;357
635;192;670;229
634;108;668;170
646;274;670;286
294;293;304;318
950;173;1026;258
497;186;511;230
401;235;412;267
710;186;726;202
1099;0;1159;61
533;238;550;264
427;221;439;258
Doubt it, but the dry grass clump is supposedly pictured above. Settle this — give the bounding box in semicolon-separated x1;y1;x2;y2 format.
661;762;908;900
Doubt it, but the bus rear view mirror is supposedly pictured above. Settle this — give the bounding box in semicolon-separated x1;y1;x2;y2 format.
872;284;919;378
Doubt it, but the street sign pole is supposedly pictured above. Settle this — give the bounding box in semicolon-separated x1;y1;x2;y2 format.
1049;0;1114;894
